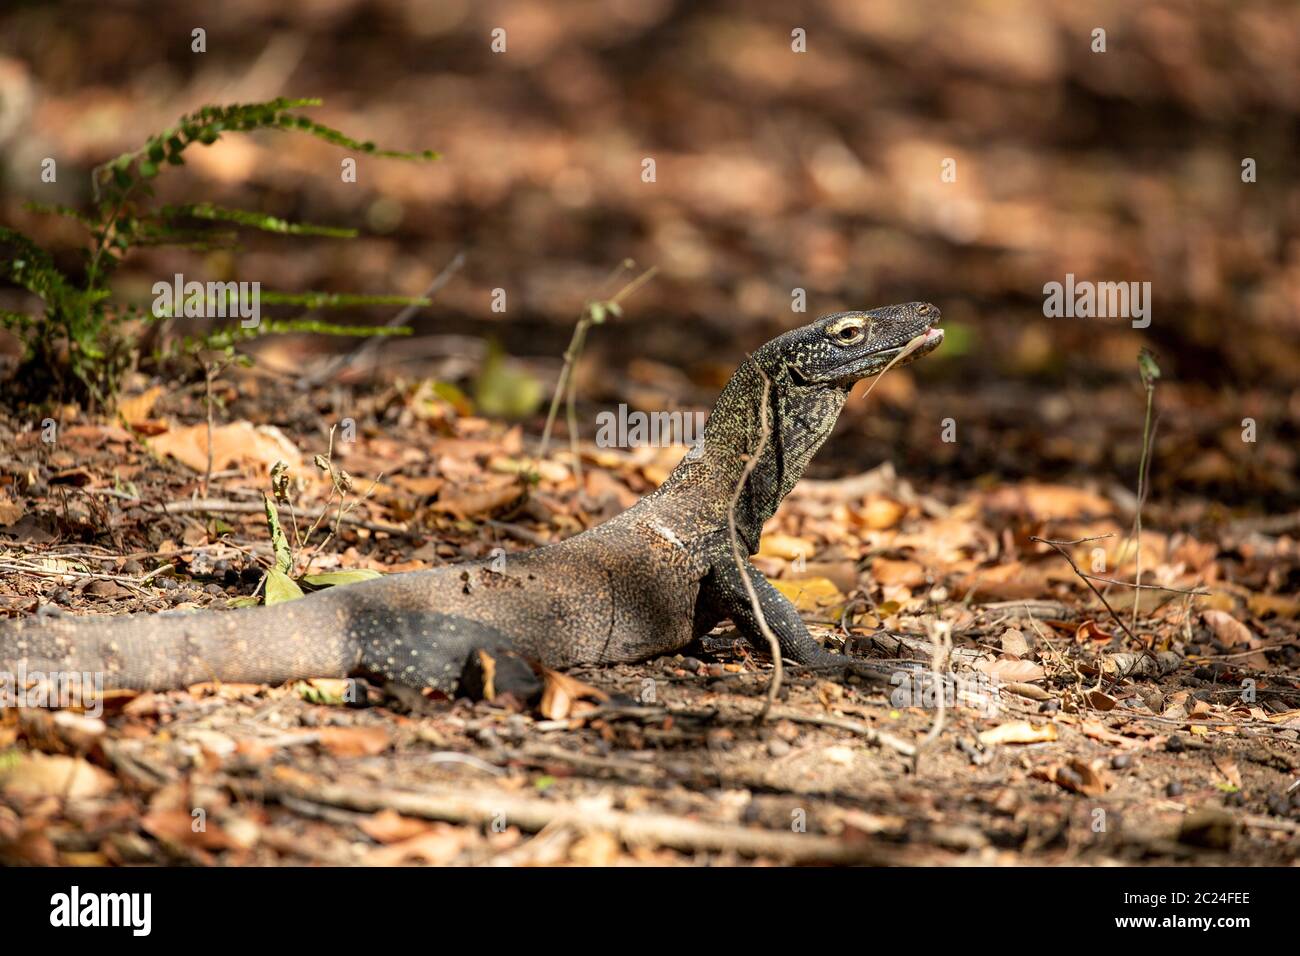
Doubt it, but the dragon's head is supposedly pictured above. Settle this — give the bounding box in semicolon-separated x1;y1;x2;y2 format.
760;302;943;390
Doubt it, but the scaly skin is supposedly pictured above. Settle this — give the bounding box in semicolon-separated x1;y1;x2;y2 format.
0;303;943;693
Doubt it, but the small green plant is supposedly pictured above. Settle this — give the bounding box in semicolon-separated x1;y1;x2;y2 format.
250;427;383;607
0;97;438;406
536;260;657;479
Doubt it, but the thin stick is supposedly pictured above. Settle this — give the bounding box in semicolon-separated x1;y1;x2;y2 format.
538;263;657;475
1131;387;1157;632
913;619;952;771
725;358;784;721
1030;535;1140;644
203;361;216;496
237;775;901;864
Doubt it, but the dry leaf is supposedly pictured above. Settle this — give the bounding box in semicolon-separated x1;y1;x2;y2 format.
569;830;621;866
0;752;116;798
116;385;165;428
0;498;23;526
142;808;238;850
433;477;527;519
1202;610;1268;669
311;726;391;757
758;534;816;560
771;577;846;615
1078;720;1141;749
857;496;907;530
364;826;469;865
1085;690;1118;711
149;422;302;474
359;809;431;845
540;668;609;720
870;557;927;588
1032;758;1110;795
978;721;1058;746
974;658;1046;683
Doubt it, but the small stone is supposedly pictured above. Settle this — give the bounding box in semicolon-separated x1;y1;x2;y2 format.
1165;735;1185;753
1166;781;1184;797
767;738;791;758
1111;753;1132;770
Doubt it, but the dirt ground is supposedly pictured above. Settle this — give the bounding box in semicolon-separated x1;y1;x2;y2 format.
0;370;1296;866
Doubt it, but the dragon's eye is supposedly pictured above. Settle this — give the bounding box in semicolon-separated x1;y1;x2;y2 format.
834;325;862;343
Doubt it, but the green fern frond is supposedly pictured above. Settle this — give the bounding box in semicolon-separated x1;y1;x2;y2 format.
259;291;432;309
198;319;412;351
160;202;358;238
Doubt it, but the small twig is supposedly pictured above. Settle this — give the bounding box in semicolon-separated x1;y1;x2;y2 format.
912;619;953;772
1030;535;1141;645
236;774;901;864
726;358;783;721
203;361;216;496
1075;573;1207;596
144;497;407;535
538;261;657;479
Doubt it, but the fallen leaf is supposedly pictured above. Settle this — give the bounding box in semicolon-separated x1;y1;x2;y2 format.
1032;757;1110;796
148;422;302;474
311;726;391;757
433;477;527;519
1202;610;1268;669
870;557;927;588
1085;690;1118;711
0;752;116;798
540;668;609;720
142;808;238;850
569;830;621;866
1078;721;1141;749
758;534;816;561
978;721;1058;746
364;825;470;865
0;499;23;526
116;385;165;428
359;809;431;844
771;577;846;615
974;659;1046;683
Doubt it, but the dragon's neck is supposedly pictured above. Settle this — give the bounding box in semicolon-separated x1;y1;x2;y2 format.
660;359;848;549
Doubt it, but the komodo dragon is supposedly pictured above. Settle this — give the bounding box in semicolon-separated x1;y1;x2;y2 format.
1;302;943;694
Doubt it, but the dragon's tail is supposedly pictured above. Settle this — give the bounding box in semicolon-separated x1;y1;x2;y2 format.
1;571;521;697
0;596;360;693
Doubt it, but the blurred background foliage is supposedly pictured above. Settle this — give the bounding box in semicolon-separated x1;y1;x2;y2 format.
0;0;1296;506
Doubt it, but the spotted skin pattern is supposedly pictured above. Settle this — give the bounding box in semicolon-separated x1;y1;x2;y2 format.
0;304;942;693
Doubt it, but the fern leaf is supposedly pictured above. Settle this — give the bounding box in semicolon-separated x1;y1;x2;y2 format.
161;202;357;238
